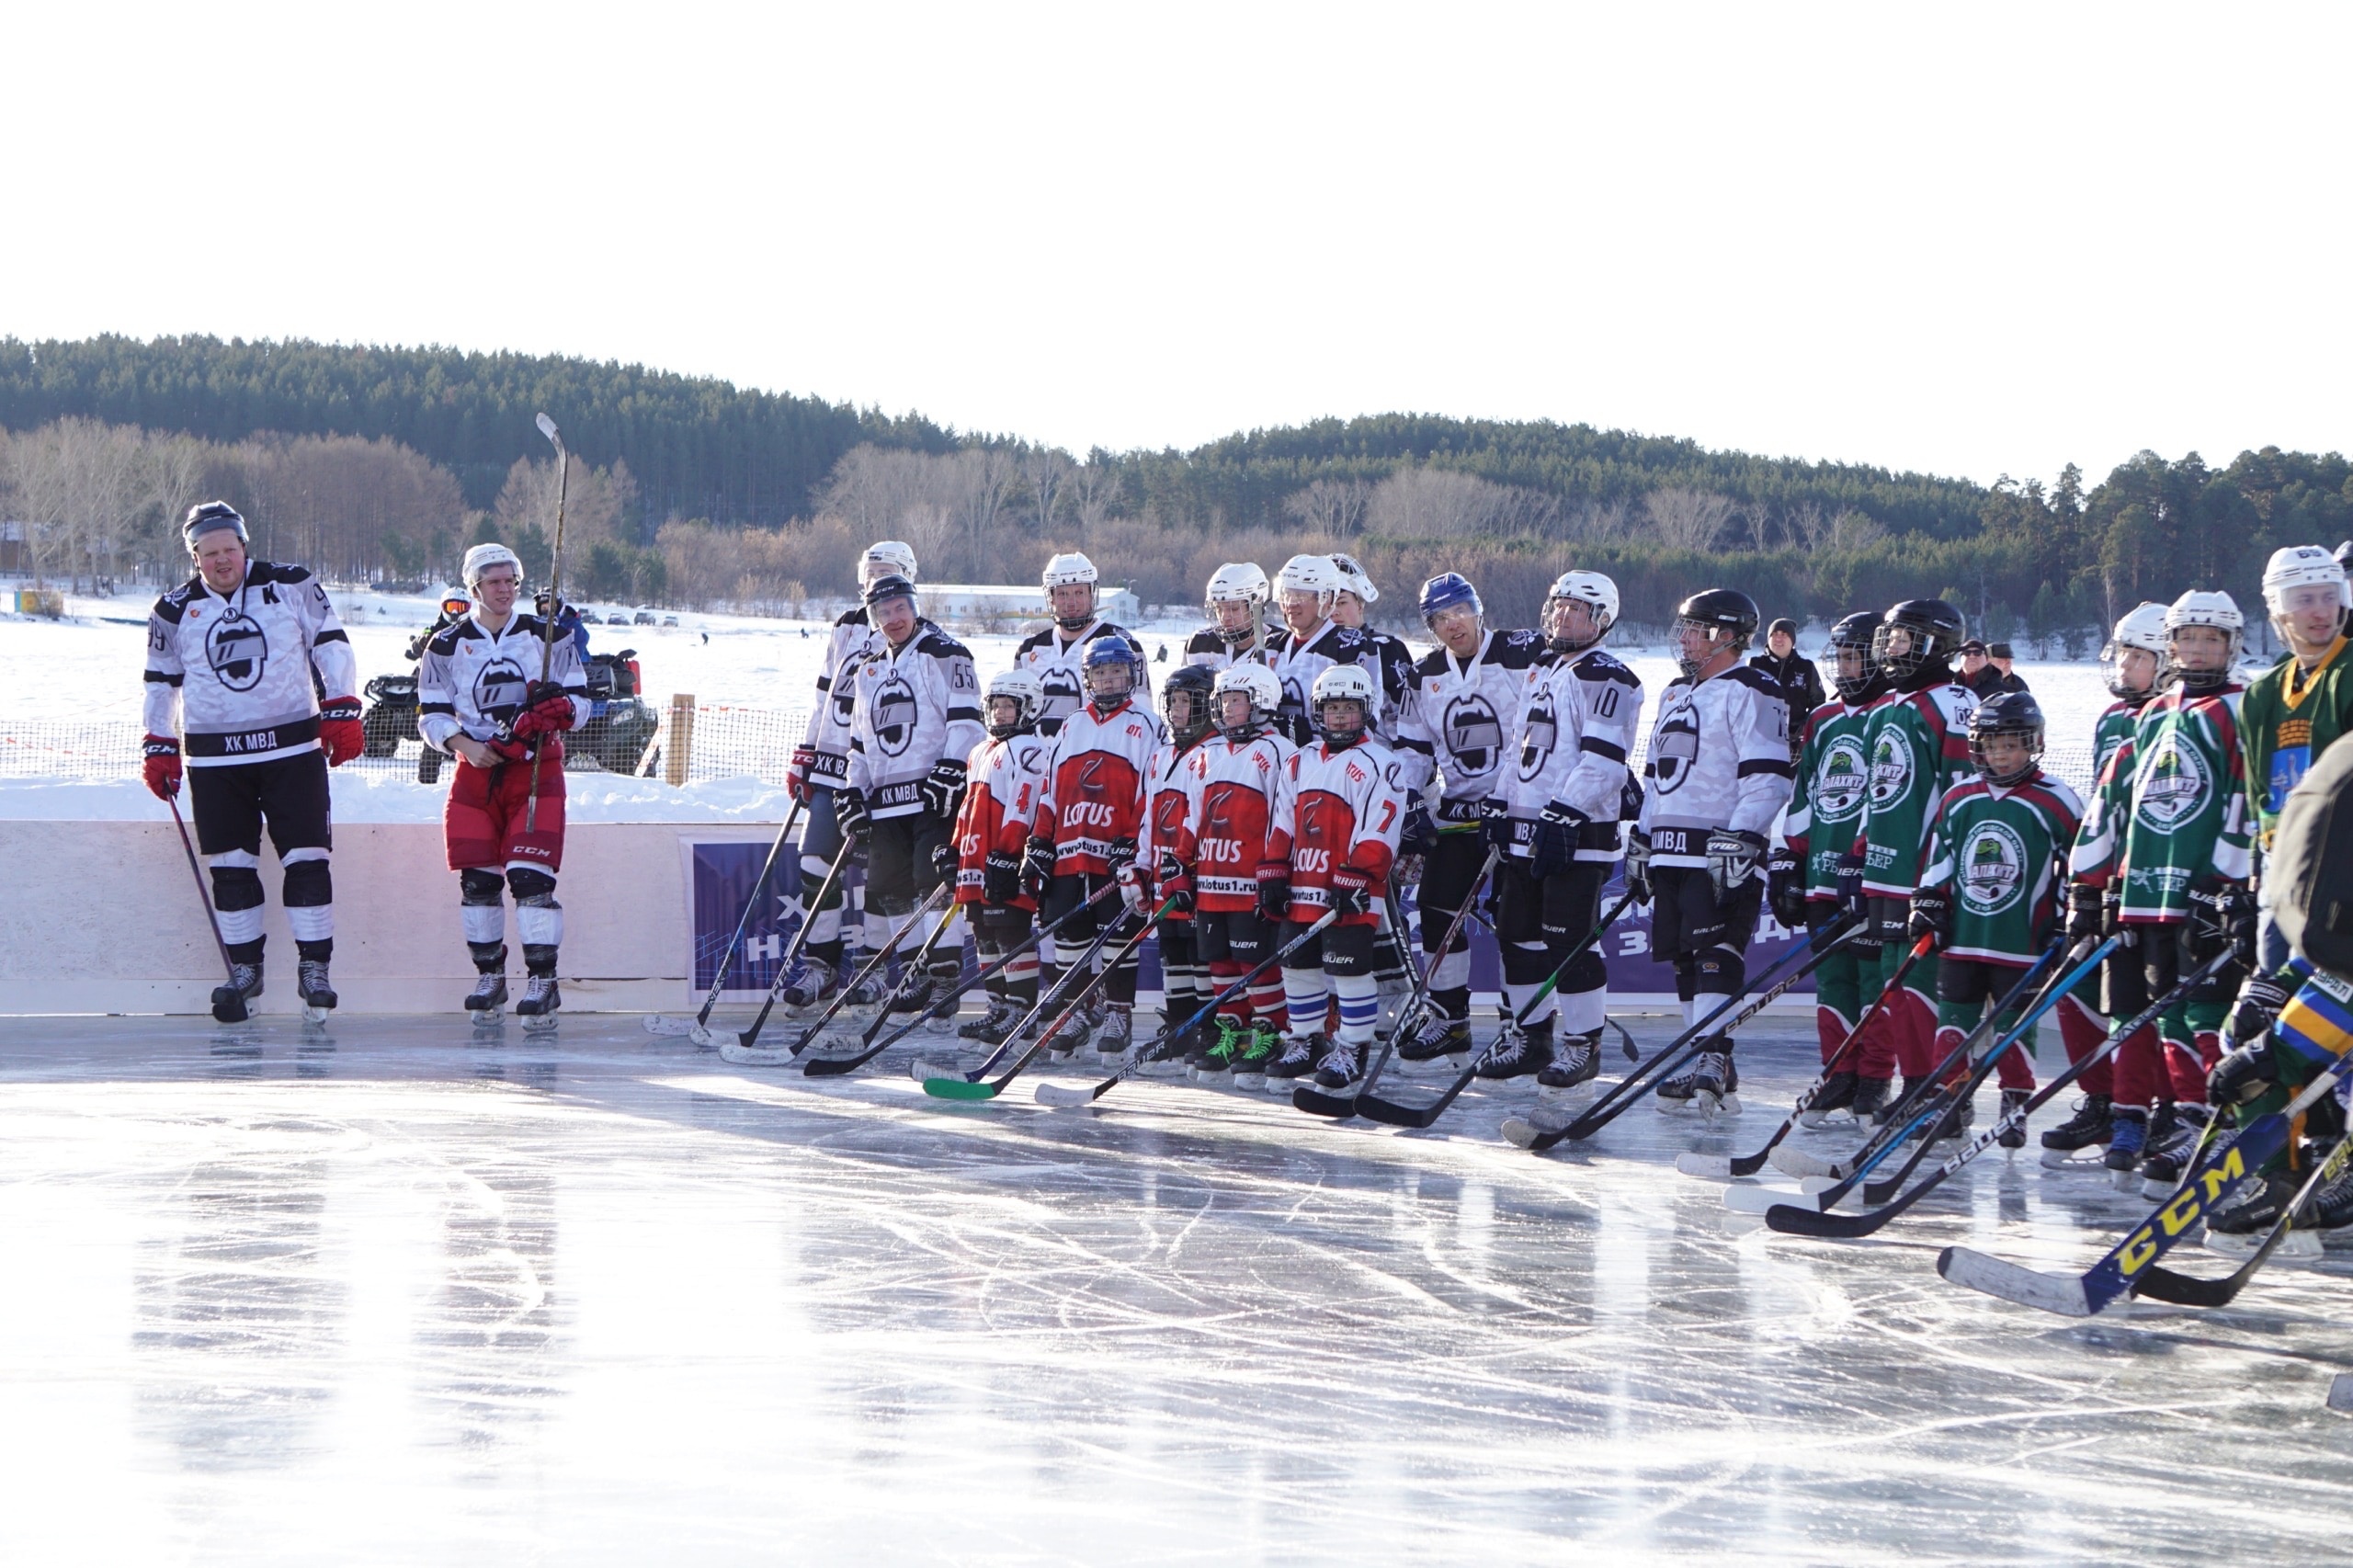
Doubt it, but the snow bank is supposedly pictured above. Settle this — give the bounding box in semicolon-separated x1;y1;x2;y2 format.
0;770;791;824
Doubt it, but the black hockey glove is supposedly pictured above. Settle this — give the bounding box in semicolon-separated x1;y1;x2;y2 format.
1257;861;1292;924
1157;850;1196;915
929;839;959;884
1706;829;1768;903
1767;846;1805;928
1021;835;1056;900
2225;972;2293;1049
919;759;967;820
1530;801;1587;881
1106;835;1139;876
1328;866;1373;918
1479;796;1513;857
1835;851;1867;920
1398;804;1438;860
983;848;1022;906
1907;885;1951;945
1624;830;1653;905
835;787;871;843
2182;875;2239;965
2065;881;2104;947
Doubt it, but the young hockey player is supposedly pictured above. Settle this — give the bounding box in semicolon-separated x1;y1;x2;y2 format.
951;669;1052;1046
1131;664;1218;1071
1491;571;1643;1092
416;542;588;1022
1013;551;1146;736
1631;588;1794;1115
1852;599;1977;1106
1392;573;1545;1064
838;574;983;1018
1770;611;1895;1121
1258;664;1406;1093
1023;636;1166;1056
2068;589;2252;1194
1909;692;2082;1144
1326;551;1419;1028
1185;562;1274;673
1260;554;1381;748
1170;665;1295;1081
142;501;363;1018
2038;601;2169;1165
780;540;915;1012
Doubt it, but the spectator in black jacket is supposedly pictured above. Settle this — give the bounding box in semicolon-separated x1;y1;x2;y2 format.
1959;639;2029;698
1749;618;1827;715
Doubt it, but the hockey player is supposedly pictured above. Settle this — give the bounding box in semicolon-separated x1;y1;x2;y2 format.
1260;664;1406;1093
1023;636;1166;1056
1170;665;1296;1081
1185;562;1274;673
1490;571;1643;1093
416;542;588;1021
1851;599;1977;1106
1260;554;1381;748
1134;663;1218;1070
142;501;362;1017
1326;551;1420;1027
838;574;983;1017
2039;601;2169;1165
951;669;1052;1046
1770;611;1895;1121
780;540;915;1011
1013;551;1146;736
1909;692;2082;1145
2069;590;2252;1194
1631;588;1794;1114
1392;573;1546;1064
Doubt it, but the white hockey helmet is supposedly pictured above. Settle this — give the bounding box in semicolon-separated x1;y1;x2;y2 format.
984;667;1045;738
1206;561;1269;606
1311;663;1378;742
1329;552;1379;606
1042;551;1099;630
1212;663;1282;736
2165;588;2244;690
463;541;524;588
1275;553;1342;619
2262;544;2351;614
1544;570;1620;652
2100;600;2171;698
860;540;917;586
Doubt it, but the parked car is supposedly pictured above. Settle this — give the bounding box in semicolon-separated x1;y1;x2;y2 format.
633;608;657;625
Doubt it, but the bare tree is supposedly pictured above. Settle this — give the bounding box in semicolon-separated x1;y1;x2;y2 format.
1020;448;1074;538
950;447;1019;580
1643;488;1739;551
1065;452;1125;543
495;453;634;553
1364;465;1558;540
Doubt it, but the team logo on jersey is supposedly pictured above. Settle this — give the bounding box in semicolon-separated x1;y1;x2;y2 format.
1870;726;1915;810
2135;736;2211;834
1813;733;1870;824
204;609;269;692
1518;701;1557;780
472;655;529;720
1038;665;1082;714
871;674;919;756
1958;820;2029;917
1651;694;1699;793
1443;694;1504;778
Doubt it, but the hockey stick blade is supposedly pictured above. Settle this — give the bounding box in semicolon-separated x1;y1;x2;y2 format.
1768;1143;1847;1181
2330;1373;2353;1414
922;1074;1000;1101
1936;1244;2097;1317
1032;1080;1098;1109
719;1040;802;1068
535;411;563;448
689;1025;735;1050
1675;1152;1734;1178
1291;1081;1367;1118
642;1013;701;1037
1722;1184;1821;1216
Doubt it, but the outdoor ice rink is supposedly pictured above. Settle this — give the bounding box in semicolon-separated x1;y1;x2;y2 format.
6;1010;2350;1566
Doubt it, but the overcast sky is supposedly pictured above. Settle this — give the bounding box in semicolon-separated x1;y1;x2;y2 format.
9;4;2347;487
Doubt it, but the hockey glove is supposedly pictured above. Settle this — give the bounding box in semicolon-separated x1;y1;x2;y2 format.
1257;860;1292;924
1624;830;1653;905
318;695;364;767
2225;972;2293;1049
1398;804;1438;860
1835;851;1867;920
1907;884;1951;945
1116;861;1151;917
142;734;182;800
1106;835;1139;876
1478;796;1513;857
1021;835;1057;899
983;849;1023;906
1530;801;1587;881
2066;881;2104;946
510;682;574;740
786;744;819;805
1328;866;1373;918
919;759;967;820
2182;874;2238;965
1767;845;1806;928
1392;853;1425;890
835;787;872;843
929;838;959;884
1706;829;1768;903
2209;1035;2281;1109
1156;850;1196;915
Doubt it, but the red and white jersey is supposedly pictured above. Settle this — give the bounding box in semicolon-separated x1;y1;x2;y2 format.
1271;736;1406;926
953;732;1051;908
1034;698;1168;876
1140;736;1211;922
1174;729;1296;913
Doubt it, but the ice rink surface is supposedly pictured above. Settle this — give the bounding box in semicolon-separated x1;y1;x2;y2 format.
5;1010;2351;1566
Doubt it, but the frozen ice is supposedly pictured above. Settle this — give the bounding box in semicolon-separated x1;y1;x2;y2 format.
3;1009;2349;1565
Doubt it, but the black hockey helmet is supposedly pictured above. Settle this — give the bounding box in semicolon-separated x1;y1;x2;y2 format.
863;573;918;612
2337;540;2353;574
1160;663;1216;746
1872;598;1966;685
1671;587;1759;676
1824;610;1882;703
182;500;249;549
1967;690;2046;787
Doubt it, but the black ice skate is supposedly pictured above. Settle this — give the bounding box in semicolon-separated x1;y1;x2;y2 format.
1401;1013;1472;1068
1996;1086;2031;1149
1310;1035;1364;1094
2039;1094;2112;1168
1660;1043;1739;1117
1798;1070;1859;1128
211;960;263;1024
465;943;507;1024
1474;1017;1552;1080
958;998;1017;1045
1536;1029;1601;1102
2136;1104;2211;1199
517;974;561;1030
298;959;336;1023
1848;1074;1893;1123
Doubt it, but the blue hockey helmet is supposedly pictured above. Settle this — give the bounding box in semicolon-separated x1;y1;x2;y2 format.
1081;635;1142;704
1418;572;1482;624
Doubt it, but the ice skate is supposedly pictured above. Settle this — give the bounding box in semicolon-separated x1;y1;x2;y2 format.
2137;1104;2210;1198
464;969;507;1026
1189;1016;1245;1081
1400;1013;1472;1070
298;958;336;1024
1872;1077;1917;1125
2039;1094;2112;1168
1231;1022;1284;1089
1911;1090;1971;1142
838;960;888;1019
1536;1029;1601;1104
517;975;561;1031
1797;1070;1858;1128
211;960;263;1024
958;998;1017;1046
1041;1003;1091;1059
1259;1030;1319;1088
779;957;841;1017
1659;1043;1739;1117
1308;1035;1363;1095
1474;1018;1552;1081
1847;1074;1892;1125
1995;1087;2031;1149
2103;1108;2148;1191
1091;1002;1134;1062
2204;1171;2320;1257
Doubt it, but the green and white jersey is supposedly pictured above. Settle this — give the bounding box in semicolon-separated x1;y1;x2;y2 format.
1920;771;2083;963
1781;695;1873;903
2073;682;2252;923
1858;682;1977;898
2091;696;2144;788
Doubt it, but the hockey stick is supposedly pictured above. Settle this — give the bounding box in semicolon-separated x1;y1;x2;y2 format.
1355;884;1641;1131
1294;849;1501;1120
809;884;1120;1077
694;834;858;1050
2130;1121;2353;1308
167;794;248;1024
721;881;951;1064
914;897;1131;1088
1676;931;1935;1180
925;900;1176;1101
1038;908;1344;1108
644;800;804;1036
524;412;570;836
1499;918;1859;1152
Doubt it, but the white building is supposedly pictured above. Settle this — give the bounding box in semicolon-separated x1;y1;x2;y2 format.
915;583;1142;630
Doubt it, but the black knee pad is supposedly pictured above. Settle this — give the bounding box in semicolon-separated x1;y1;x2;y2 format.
210;865;265;911
1560;949;1606;996
460;868;506;905
507;866;559;905
1500;940;1554;986
1692;945;1745;997
281;858;333;908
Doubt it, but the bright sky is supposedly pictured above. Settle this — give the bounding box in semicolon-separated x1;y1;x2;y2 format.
10;4;2348;488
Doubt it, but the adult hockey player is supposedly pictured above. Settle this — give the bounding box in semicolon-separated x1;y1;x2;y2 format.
1023;636;1166;1056
1185;562;1274;673
1013;551;1146;736
951;669;1052;1045
1259;664;1406;1094
1134;663;1218;1069
1260;554;1381;748
781;540;915;1012
1852;599;1977;1102
1488;571;1642;1092
416;543;587;1021
1392;573;1546;1064
1631;588;1794;1115
2068;589;2252;1192
142;501;362;1017
1771;611;1894;1120
838;574;983;1017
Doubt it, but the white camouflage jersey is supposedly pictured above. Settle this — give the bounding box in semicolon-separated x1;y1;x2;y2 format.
846;620;983;819
1012;618;1146;736
416;613;588;750
1258;619;1383;747
1636;664;1794;867
1392;628;1547;821
142;562;358;767
808;607;882;787
1182;626;1276;674
1506;646;1643;862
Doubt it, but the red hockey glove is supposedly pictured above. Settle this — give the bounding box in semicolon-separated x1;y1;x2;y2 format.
318;695;364;767
142;734;182;800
